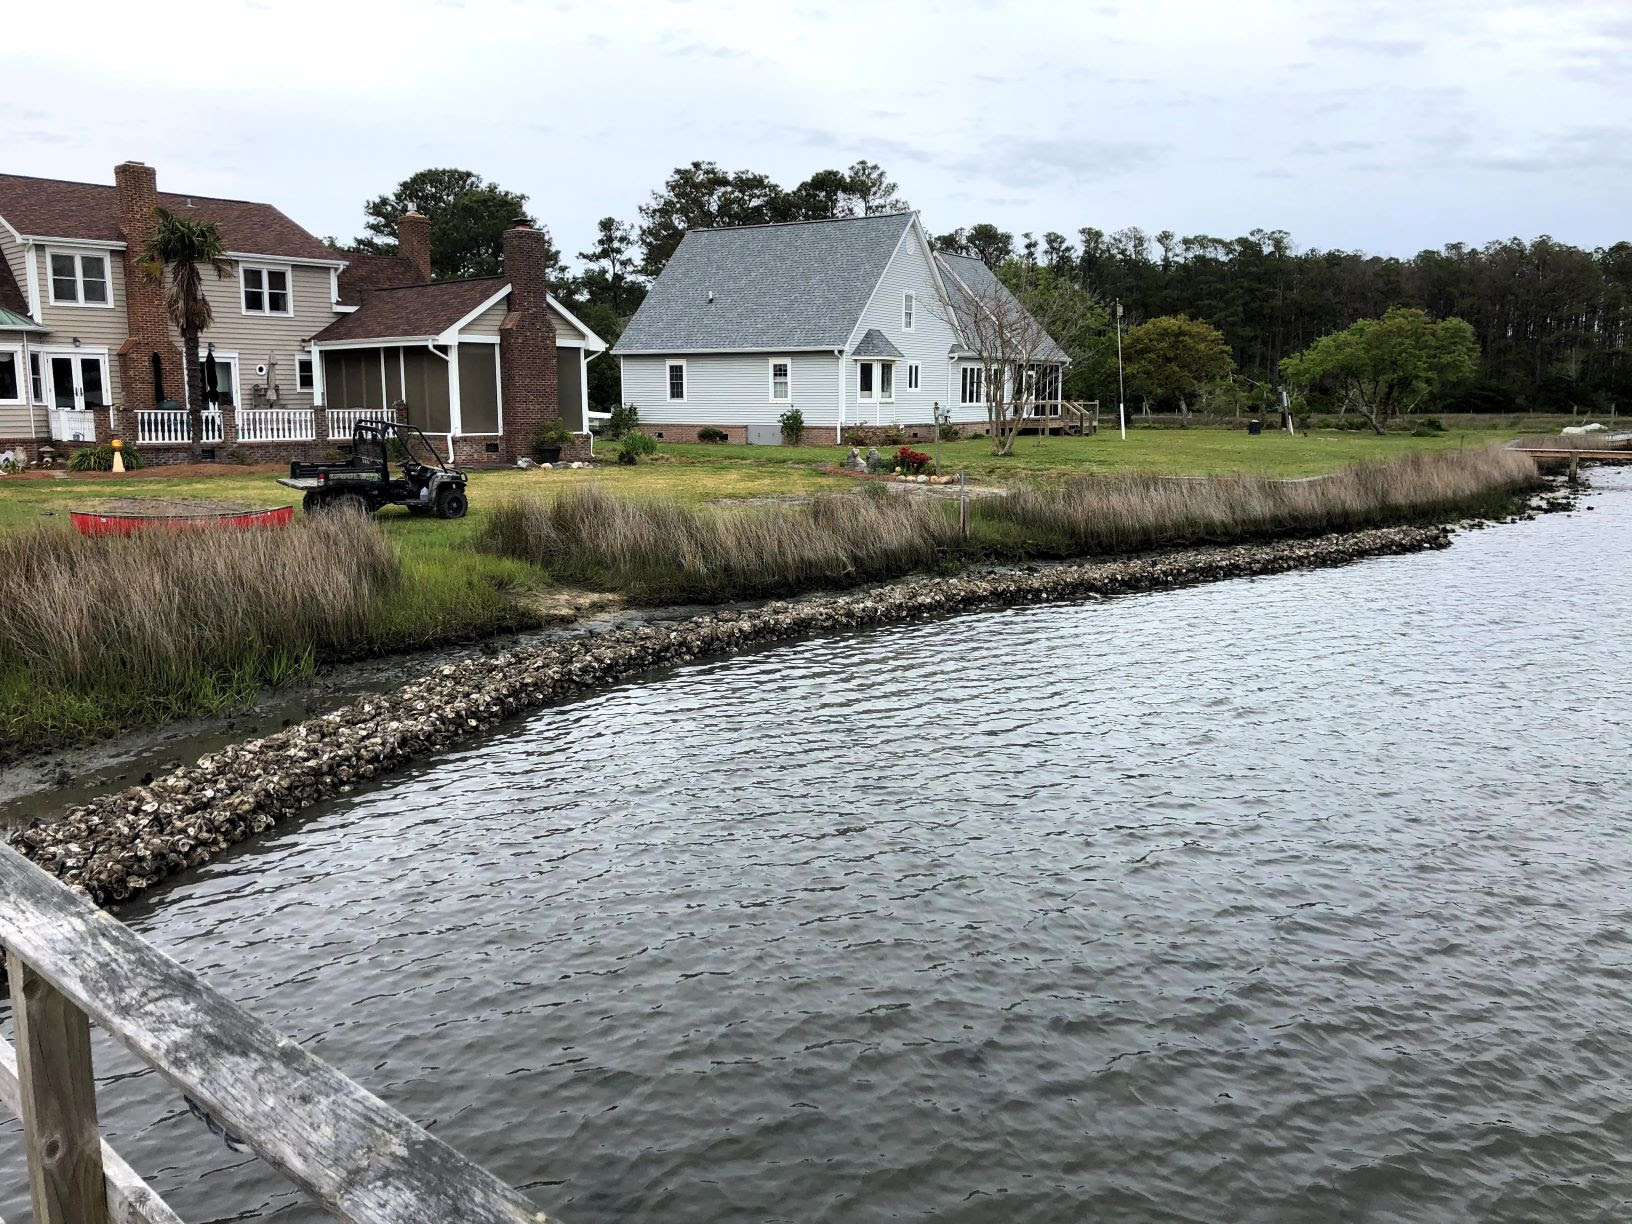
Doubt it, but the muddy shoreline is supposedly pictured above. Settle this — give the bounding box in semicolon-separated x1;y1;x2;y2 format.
8;525;1455;907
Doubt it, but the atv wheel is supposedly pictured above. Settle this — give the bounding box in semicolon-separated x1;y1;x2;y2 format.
302;491;326;515
434;487;469;520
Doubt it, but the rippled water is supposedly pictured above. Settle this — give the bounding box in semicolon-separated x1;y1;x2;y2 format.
5;472;1632;1223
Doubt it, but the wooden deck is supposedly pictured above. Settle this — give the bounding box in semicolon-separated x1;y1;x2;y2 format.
0;844;554;1223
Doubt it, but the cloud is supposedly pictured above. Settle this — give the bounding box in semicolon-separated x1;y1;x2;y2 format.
1309;35;1427;55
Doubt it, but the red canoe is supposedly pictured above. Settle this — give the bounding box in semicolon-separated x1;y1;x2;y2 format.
71;505;295;536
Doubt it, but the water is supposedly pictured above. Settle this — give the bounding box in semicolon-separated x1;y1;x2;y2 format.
5;473;1632;1222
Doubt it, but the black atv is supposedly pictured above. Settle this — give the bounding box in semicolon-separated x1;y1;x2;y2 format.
280;422;468;519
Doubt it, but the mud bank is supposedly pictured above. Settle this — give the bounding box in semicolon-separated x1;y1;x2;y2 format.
11;525;1450;906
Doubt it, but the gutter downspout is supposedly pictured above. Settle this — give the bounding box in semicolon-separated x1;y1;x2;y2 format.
425;341;454;462
834;348;845;443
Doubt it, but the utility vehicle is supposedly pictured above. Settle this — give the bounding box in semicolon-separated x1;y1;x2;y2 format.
279;421;469;519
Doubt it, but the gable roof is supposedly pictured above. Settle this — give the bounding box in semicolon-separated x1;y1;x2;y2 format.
934;251;1070;363
310;277;507;343
615;212;915;353
335;252;424;307
0;173;338;262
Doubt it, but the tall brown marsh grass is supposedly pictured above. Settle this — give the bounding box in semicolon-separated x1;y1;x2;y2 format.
994;446;1541;554
0;513;398;731
483;446;1540;602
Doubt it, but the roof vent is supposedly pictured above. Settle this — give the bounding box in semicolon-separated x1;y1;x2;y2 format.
185;198;195;208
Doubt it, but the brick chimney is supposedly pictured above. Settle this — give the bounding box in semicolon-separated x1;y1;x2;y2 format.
496;220;559;462
397;210;432;283
114;160;183;408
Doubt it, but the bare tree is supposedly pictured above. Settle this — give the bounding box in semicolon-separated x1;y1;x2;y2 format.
931;259;1076;456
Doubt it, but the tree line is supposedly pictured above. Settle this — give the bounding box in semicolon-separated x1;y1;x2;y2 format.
333;163;1631;415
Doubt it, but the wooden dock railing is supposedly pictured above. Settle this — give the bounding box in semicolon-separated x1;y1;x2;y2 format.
0;844;552;1223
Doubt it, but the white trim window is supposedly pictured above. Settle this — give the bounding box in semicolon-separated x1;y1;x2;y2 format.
666;359;687;402
907;362;920;391
768;356;792;402
297;358;315;392
902;291;915;331
198;352;239;407
960;365;984;405
241;264;292;315
857;361;895;403
29;352;45;403
0;347;23;404
46;250;111;307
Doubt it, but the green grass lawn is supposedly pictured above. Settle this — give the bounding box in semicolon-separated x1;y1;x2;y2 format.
658;424;1530;482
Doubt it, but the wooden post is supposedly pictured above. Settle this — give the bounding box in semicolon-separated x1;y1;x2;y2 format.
8;950;109;1224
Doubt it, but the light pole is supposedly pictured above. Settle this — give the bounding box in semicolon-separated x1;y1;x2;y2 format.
1115;299;1127;440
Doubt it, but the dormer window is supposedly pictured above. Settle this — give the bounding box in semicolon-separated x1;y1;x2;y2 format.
47;250;111;307
242;265;291;315
903;291;915;330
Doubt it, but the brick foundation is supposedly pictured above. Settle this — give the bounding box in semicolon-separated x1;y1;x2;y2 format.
638;423;750;445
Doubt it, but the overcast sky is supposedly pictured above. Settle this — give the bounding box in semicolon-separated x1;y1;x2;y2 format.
9;0;1629;269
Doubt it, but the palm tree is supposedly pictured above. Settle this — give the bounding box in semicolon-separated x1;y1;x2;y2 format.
140;208;229;457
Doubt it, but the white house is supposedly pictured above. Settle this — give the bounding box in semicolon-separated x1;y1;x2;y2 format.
614;212;1067;444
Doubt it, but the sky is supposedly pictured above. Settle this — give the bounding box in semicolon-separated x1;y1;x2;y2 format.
7;0;1629;272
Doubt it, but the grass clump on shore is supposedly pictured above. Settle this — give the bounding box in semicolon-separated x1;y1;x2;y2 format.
482;482;963;602
482;446;1540;603
993;446;1540;554
0;513;400;745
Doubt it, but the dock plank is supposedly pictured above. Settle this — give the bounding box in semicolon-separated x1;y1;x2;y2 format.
0;846;552;1224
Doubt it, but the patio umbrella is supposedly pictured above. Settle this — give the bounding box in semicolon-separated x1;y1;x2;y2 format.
204;350;219;406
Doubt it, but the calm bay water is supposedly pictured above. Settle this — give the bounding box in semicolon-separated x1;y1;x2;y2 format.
5;471;1632;1222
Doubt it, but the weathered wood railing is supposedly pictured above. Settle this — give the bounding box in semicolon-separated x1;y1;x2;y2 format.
0;844;552;1223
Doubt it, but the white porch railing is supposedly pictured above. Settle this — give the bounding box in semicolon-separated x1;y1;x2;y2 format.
201;410;223;443
326;407;400;438
238;409;316;443
48;409;96;443
136;409;191;445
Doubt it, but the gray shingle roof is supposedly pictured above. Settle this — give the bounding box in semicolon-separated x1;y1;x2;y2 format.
615;212;914;353
852;328;904;359
934;252;1071;363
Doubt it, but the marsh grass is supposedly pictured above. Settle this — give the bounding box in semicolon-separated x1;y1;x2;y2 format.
0;513;399;742
483;483;963;602
993;447;1541;553
484;446;1541;603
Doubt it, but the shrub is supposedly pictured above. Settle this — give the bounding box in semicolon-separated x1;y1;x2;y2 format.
779;407;806;446
937;422;965;442
530;420;573;459
697;426;729;443
617;432;658;465
842;424;907;448
607;403;640;441
1416;417;1446;433
227;447;252;466
895;446;933;474
68;444;143;472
